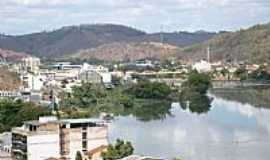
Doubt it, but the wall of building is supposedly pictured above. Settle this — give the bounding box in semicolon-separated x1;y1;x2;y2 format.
69;128;82;160
27;134;60;160
87;127;108;151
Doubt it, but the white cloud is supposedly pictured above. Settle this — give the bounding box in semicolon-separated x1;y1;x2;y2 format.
0;0;269;34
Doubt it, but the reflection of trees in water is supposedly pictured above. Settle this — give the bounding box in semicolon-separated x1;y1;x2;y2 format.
70;100;173;122
120;101;172;122
211;87;270;108
131;101;172;121
180;91;213;114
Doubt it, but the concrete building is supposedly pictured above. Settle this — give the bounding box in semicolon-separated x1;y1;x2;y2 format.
11;116;108;160
21;57;41;74
79;70;102;84
21;73;44;91
0;91;21;98
81;63;109;74
192;60;212;73
0;132;12;159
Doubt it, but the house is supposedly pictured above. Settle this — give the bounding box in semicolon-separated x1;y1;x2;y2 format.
0;132;12;157
79;71;102;84
21;57;40;74
192;60;212;73
21;73;44;91
11;116;108;160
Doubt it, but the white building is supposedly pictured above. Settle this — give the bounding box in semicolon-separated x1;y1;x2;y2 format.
100;72;112;84
81;63;109;73
81;63;112;84
11;116;108;160
21;73;43;91
21;57;40;74
192;60;212;73
0;91;21;98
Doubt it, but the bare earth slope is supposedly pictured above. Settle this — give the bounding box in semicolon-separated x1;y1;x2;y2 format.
73;42;183;62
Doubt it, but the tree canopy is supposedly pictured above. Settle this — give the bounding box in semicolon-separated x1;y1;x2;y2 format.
127;80;172;99
101;139;134;160
183;70;212;94
0;99;51;132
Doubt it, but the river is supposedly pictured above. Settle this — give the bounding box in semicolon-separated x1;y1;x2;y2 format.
108;88;270;160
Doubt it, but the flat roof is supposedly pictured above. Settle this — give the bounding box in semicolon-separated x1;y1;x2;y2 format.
24;118;104;126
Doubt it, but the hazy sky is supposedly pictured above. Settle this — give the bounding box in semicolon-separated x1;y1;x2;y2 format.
1;0;270;35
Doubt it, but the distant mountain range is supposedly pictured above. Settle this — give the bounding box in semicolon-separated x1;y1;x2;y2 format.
0;23;269;63
0;24;215;59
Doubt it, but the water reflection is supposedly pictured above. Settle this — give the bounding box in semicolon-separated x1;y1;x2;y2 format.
180;94;213;114
120;101;173;121
112;92;212;122
211;87;270;108
108;91;270;160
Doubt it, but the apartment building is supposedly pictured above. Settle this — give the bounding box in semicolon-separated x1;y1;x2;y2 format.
21;57;41;74
11;116;108;160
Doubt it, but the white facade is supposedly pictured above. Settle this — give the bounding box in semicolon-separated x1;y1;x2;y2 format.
27;134;60;160
11;117;108;160
81;63;109;73
192;60;212;73
21;73;43;91
100;73;112;84
21;57;40;74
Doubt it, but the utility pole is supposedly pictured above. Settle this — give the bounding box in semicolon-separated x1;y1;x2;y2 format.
207;46;210;63
160;25;164;44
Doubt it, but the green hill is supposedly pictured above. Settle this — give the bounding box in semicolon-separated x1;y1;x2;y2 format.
180;23;270;63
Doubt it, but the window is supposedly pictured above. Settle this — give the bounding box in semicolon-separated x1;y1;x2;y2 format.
82;141;87;149
82;132;87;139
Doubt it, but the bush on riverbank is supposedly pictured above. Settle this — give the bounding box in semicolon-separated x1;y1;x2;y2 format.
126;80;172;99
182;70;212;94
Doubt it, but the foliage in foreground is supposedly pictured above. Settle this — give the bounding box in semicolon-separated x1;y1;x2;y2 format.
0;99;51;132
101;139;134;160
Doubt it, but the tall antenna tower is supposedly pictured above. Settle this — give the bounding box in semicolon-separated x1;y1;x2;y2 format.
160;25;164;44
207;46;210;63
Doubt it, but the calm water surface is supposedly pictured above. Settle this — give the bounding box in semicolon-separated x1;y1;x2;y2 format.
108;90;270;160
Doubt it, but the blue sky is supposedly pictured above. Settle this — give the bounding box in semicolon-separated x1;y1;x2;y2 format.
1;0;270;35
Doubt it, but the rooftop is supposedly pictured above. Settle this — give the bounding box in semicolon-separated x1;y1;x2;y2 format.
24;116;105;126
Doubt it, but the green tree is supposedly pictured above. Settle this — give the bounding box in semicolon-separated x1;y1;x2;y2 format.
101;139;134;160
64;83;107;107
127;80;171;99
0;99;51;132
220;68;230;80
234;68;248;81
249;66;270;80
75;151;83;160
183;70;212;94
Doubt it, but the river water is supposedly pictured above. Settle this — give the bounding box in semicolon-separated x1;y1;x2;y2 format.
108;89;270;160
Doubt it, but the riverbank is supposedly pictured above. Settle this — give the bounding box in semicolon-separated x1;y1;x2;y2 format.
211;80;270;89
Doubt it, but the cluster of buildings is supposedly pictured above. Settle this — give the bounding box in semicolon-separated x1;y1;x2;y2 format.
0;56;268;160
0;57;113;104
0;56;267;102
